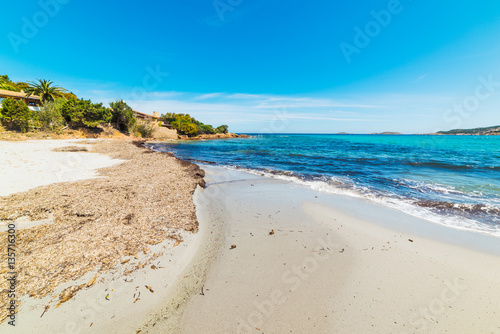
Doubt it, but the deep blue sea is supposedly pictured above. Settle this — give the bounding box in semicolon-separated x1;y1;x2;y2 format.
150;134;500;236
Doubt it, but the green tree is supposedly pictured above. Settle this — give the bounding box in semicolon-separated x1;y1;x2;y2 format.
61;98;113;128
15;82;30;91
215;125;228;134
161;113;198;136
160;112;228;137
0;75;21;92
109;100;135;132
0;98;34;132
196;122;215;135
60;91;77;100
25;79;68;102
178;122;198;136
39;98;66;131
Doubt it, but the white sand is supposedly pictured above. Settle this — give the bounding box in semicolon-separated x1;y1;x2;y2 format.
0;140;207;333
0;139;123;197
3;229;203;334
2;143;499;333
177;166;500;334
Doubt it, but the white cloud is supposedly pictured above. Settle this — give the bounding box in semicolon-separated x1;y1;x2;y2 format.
414;74;429;82
77;86;466;133
194;92;225;100
147;91;184;98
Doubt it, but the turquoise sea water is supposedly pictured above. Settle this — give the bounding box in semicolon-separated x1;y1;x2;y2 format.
151;134;500;236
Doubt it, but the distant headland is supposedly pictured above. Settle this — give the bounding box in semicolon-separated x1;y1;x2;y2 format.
430;125;500;136
336;126;500;136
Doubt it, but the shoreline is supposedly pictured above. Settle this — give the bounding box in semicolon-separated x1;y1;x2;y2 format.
0;139;205;332
1;139;499;333
137;183;227;333
206;165;500;256
152;134;500;240
179;165;500;333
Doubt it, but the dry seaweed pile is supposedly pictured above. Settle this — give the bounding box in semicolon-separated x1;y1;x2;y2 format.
0;140;205;322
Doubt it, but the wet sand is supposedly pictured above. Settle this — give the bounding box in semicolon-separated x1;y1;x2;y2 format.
1;141;499;333
178;166;500;334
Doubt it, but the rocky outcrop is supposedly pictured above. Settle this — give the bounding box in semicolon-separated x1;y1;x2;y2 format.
183;133;250;140
151;126;178;140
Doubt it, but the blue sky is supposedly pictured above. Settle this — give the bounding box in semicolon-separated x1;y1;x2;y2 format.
1;0;500;133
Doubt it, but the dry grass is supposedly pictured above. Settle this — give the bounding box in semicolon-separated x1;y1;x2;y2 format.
0;140;205;323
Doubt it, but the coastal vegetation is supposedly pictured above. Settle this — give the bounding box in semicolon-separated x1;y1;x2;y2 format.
109;99;136;132
60;98;113;128
24;79;73;102
0;74;230;138
0;75;77;100
0;98;35;132
437;125;500;135
161;112;228;137
38;99;66;131
0;75;22;92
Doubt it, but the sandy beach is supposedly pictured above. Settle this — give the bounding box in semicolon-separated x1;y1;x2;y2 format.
1;140;499;333
177;166;500;334
3;0;500;332
0;139;205;333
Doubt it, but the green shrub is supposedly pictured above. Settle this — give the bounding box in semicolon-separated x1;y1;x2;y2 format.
160;112;229;137
0;75;21;92
61;98;112;128
215;125;228;134
0;98;34;132
39;99;66;131
102;124;116;136
161;113;196;136
109;100;135;132
197;122;215;135
176;121;198;136
131;120;154;138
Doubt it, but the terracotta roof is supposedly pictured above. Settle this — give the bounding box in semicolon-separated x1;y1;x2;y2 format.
133;110;159;119
0;89;41;100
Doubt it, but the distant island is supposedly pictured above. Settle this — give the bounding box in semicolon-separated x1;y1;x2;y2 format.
336;132;403;135
434;125;500;136
370;132;402;135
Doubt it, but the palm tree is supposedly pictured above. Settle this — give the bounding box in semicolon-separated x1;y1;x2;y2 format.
25;79;68;102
